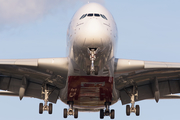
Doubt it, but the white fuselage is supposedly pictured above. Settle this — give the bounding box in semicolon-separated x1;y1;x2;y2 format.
67;3;118;76
60;3;119;111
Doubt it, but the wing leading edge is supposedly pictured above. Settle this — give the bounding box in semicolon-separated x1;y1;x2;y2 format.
0;58;68;103
114;58;180;104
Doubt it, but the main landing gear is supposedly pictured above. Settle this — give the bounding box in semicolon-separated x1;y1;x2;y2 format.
126;86;140;116
63;101;78;119
100;102;115;119
39;85;53;114
87;48;99;75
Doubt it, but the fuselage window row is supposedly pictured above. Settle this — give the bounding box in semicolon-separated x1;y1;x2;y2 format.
79;13;108;20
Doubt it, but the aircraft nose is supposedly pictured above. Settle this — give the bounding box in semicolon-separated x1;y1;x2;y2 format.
86;19;103;37
82;19;109;48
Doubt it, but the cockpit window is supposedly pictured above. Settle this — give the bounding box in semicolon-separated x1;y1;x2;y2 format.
87;13;93;17
80;14;87;19
94;13;100;17
100;14;108;20
80;13;108;20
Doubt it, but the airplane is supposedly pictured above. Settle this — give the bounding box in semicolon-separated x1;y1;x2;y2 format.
0;2;180;119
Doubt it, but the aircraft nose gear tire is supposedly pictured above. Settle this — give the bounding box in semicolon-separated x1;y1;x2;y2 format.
99;102;115;119
63;101;78;119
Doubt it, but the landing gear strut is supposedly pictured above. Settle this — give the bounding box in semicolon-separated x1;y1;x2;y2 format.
63;101;78;119
126;85;140;116
39;84;53;114
87;48;99;75
100;102;115;119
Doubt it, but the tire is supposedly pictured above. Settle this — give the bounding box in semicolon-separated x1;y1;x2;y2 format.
135;105;140;116
64;108;67;118
39;103;43;114
74;109;78;118
48;103;53;114
95;66;99;75
110;109;115;119
87;66;90;75
126;105;130;116
100;109;104;119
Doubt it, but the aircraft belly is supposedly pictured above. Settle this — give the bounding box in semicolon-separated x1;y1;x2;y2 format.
62;17;118;110
67;76;113;107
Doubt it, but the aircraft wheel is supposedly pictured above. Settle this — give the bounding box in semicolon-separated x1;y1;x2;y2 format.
110;109;115;119
39;103;43;114
126;105;130;116
100;109;104;119
74;109;78;118
48;103;53;114
64;108;68;118
87;66;90;75
95;66;99;75
135;105;140;116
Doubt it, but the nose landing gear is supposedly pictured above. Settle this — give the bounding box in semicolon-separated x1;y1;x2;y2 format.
87;48;99;75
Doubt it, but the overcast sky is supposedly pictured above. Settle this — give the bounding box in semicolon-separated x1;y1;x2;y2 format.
0;0;180;120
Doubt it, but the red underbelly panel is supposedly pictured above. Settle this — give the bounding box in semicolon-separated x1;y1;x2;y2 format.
68;76;113;106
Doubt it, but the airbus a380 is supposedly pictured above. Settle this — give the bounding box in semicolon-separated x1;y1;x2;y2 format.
1;2;180;119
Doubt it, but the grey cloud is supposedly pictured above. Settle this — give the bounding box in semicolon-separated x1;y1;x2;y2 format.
0;0;104;26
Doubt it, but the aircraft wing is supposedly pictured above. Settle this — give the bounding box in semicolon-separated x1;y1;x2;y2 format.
114;58;180;104
0;58;68;103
